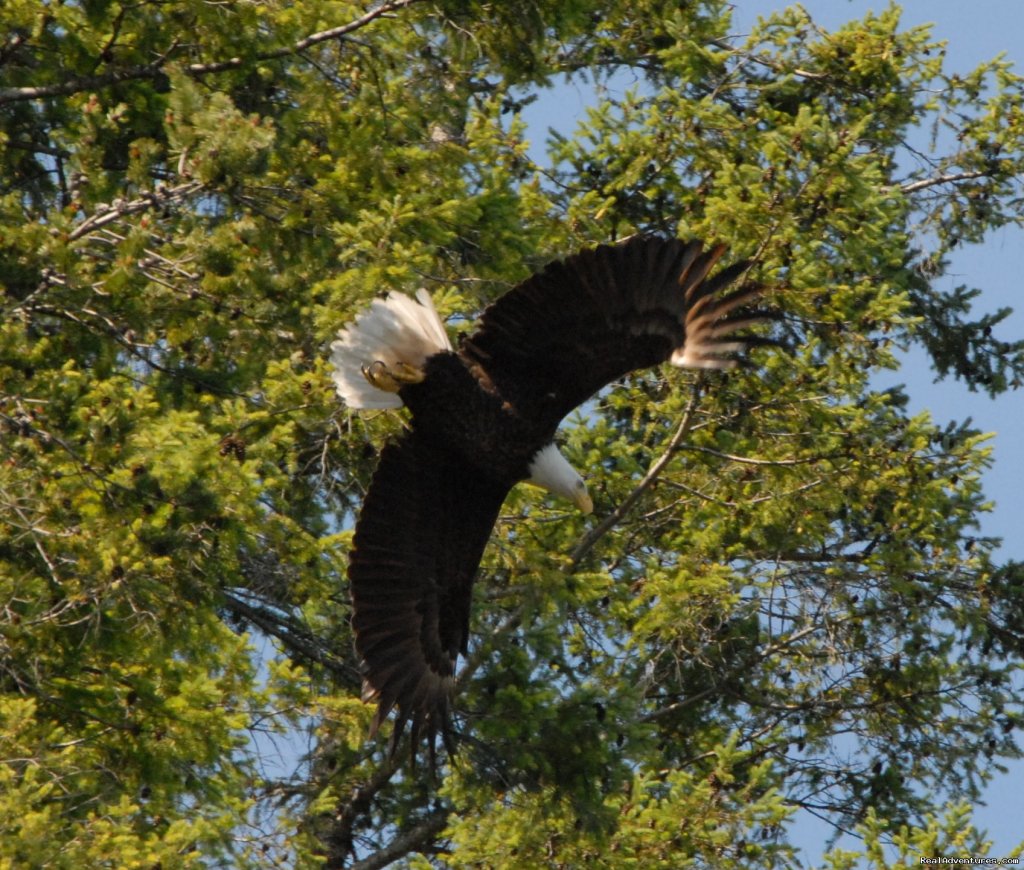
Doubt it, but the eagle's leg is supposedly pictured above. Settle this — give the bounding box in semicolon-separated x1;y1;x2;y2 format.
361;360;426;393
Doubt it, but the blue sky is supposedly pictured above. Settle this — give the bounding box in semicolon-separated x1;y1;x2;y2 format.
520;1;1023;862
731;3;1024;860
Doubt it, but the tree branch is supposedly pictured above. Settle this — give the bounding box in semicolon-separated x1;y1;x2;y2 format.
570;380;703;569
455;611;521;692
0;63;164;107
896;169;990;195
0;0;430;107
67;181;205;242
289;0;427;55
673;443;828;466
349;809;449;870
321;760;399;868
221;590;361;688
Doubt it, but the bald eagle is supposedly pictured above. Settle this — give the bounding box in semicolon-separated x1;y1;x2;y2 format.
331;235;767;755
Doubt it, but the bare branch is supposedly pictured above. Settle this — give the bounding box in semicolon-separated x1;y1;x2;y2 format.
896;169;991;195
674;443;829;467
639;625;822;723
707;36;830;80
67;181;205;242
320;760;399;867
290;0;427;55
349;809;449;870
221;590;361;688
0;63;164;107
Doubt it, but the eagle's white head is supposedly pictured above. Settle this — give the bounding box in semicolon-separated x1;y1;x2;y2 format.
527;443;593;514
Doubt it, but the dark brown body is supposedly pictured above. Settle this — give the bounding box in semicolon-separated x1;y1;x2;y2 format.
399;351;558;487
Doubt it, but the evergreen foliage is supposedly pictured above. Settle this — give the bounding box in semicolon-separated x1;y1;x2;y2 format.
1;0;1023;865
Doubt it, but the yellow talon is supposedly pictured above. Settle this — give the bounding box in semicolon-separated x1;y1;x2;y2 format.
361;361;400;393
391;361;426;384
361;360;425;393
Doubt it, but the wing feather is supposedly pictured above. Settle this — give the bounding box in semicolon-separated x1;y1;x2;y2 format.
460;235;768;427
347;431;508;757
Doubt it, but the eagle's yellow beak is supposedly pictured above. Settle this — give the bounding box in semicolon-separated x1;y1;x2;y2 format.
573;484;594;515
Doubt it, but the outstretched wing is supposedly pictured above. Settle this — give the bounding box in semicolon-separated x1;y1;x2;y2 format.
347;430;509;757
460;236;767;427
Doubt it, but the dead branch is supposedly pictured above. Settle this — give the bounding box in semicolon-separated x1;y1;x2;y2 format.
896;169;991;195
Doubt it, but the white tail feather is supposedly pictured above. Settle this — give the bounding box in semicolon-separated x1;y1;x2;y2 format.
330;288;452;409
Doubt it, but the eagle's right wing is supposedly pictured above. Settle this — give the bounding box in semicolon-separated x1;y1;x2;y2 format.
347;431;509;759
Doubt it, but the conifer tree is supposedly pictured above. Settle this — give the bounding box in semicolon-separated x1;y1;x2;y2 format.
1;1;1022;865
